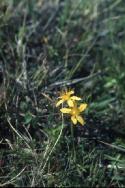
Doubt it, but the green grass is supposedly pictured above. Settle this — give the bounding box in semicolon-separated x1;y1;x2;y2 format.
0;0;125;187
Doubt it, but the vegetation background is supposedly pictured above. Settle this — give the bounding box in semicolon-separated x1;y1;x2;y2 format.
0;0;125;187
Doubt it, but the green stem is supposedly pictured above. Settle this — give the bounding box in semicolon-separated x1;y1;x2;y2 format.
41;108;64;174
70;124;76;162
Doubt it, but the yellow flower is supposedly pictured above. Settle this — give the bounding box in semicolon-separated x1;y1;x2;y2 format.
56;89;81;107
60;102;87;125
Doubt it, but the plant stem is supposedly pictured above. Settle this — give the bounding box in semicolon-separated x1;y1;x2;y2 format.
70;124;76;162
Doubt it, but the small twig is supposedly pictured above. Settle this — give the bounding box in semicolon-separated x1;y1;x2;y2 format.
98;140;125;153
7;117;31;149
0;167;26;186
7;117;23;140
49;71;102;87
41;92;53;102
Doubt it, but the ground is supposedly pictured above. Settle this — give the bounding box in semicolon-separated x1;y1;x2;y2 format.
0;0;125;187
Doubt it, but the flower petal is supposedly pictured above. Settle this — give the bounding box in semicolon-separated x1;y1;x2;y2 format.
68;90;74;95
67;99;74;107
56;99;64;107
76;115;85;125
71;96;81;101
60;108;71;113
58;96;62;99
71;116;77;124
79;103;87;112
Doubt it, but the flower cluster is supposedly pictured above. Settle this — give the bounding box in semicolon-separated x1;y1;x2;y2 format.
56;89;87;125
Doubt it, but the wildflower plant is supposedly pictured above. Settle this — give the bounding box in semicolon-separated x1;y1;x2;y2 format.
56;89;87;125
